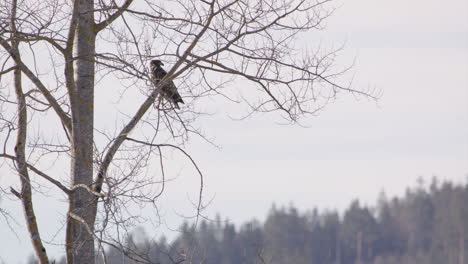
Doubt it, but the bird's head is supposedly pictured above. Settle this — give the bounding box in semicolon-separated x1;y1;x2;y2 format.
151;60;164;67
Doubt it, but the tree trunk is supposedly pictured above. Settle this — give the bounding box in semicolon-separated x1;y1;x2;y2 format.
356;231;362;264
66;0;96;263
460;226;465;264
9;0;50;262
13;39;50;264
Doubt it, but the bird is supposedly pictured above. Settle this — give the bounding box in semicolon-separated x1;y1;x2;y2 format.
150;59;184;109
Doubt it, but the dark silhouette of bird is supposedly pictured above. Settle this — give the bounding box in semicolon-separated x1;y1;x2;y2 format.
150;59;184;109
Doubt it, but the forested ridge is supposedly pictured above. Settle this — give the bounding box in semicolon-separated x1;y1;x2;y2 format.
42;178;468;264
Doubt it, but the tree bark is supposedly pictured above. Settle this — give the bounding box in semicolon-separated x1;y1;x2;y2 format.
8;0;50;262
65;0;97;263
12;37;50;264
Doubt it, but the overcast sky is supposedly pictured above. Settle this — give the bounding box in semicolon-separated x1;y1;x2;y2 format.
184;0;468;222
1;0;467;263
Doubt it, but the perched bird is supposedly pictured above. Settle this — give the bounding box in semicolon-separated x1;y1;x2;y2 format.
150;59;184;109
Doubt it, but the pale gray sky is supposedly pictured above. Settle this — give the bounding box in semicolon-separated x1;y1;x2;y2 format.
1;0;467;263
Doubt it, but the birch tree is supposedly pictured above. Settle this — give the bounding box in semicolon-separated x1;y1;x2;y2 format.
0;0;376;263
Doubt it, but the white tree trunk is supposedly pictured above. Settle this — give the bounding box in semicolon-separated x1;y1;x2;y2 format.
66;0;96;262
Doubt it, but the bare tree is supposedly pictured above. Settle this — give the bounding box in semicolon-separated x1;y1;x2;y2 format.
0;0;376;263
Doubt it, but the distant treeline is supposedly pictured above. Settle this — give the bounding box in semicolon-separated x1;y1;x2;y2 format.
45;178;468;264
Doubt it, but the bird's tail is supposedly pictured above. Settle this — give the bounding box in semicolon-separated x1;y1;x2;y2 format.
171;94;184;109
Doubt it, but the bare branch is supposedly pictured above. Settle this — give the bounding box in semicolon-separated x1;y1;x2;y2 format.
125;137;205;223
7;0;50;260
71;184;106;198
0;153;71;194
93;87;159;193
0;37;72;131
95;0;135;33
